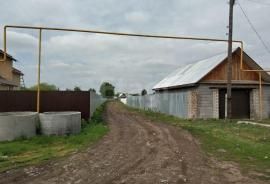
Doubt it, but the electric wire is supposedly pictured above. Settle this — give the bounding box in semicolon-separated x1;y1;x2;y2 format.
238;0;270;54
245;0;270;6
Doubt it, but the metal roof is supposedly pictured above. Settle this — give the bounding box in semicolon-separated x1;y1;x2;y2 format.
153;52;228;90
12;67;24;76
153;48;270;90
0;50;17;61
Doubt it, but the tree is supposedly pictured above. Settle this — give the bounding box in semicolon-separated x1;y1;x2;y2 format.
99;82;115;98
141;89;147;96
89;88;96;93
74;86;81;91
28;82;58;91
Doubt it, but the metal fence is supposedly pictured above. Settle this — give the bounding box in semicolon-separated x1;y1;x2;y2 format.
0;91;105;120
127;91;189;118
90;91;106;118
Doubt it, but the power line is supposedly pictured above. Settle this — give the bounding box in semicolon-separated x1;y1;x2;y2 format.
238;0;270;54
245;0;270;6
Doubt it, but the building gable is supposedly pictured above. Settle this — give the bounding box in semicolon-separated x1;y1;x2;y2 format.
0;51;22;89
202;52;259;82
0;57;13;81
153;47;270;91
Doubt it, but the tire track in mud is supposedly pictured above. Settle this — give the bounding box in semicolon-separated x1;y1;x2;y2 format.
0;102;266;184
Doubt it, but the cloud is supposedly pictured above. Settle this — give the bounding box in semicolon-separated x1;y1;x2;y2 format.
4;31;37;54
125;11;149;23
1;0;270;93
47;61;72;68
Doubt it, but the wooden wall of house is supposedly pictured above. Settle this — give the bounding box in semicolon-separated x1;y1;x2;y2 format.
0;58;13;81
0;85;10;90
12;73;21;87
202;54;259;82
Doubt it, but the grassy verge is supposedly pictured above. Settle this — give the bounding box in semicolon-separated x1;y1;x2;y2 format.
124;105;270;180
260;119;270;125
0;103;109;172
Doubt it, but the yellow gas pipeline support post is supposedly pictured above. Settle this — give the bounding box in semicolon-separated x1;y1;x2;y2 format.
37;29;42;113
3;25;268;118
239;41;269;120
259;73;263;120
0;25;243;113
0;26;7;61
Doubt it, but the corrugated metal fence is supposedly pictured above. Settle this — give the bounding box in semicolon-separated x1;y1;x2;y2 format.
90;91;106;118
0;91;105;120
127;91;189;118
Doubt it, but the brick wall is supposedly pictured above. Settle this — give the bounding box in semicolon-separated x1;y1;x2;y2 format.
188;89;198;119
212;89;219;119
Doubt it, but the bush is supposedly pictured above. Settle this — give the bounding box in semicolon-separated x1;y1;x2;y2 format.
91;102;107;124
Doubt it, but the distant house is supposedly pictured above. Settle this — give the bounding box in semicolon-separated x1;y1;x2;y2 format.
118;93;127;104
0;50;24;90
152;48;270;119
119;93;127;99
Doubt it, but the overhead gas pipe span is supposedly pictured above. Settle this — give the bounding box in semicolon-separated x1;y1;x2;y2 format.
0;25;268;119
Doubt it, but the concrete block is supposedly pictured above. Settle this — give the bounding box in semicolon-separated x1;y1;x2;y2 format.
39;112;81;136
0;112;38;141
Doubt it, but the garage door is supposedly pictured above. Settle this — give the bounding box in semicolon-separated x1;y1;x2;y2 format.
219;89;250;119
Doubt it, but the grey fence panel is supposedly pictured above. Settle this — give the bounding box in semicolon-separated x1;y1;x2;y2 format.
168;92;188;117
127;91;188;118
90;91;106;118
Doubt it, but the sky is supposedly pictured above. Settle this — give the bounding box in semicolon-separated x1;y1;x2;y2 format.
0;0;269;93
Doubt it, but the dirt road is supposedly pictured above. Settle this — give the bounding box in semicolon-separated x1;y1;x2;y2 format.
0;102;265;184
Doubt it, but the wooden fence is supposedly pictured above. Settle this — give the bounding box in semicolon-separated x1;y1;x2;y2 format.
0;91;90;119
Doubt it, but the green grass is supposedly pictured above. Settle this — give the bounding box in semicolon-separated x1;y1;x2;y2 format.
124;105;270;179
260;119;270;125
0;103;109;172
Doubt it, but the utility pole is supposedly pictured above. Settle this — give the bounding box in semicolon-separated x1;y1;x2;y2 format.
227;0;235;119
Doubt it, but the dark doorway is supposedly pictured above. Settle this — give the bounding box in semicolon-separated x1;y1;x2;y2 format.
219;89;250;119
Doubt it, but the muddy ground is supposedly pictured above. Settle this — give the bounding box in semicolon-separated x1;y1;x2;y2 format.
0;102;266;184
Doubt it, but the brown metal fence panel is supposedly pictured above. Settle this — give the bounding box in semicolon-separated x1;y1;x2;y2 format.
0;91;90;119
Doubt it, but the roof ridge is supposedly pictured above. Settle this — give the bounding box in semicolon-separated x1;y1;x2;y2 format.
186;47;240;67
0;50;17;61
153;50;233;90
